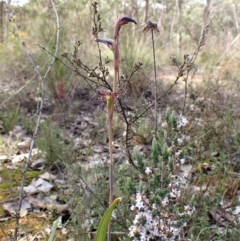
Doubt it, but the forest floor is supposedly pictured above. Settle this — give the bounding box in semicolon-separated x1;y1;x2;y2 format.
1;65;240;240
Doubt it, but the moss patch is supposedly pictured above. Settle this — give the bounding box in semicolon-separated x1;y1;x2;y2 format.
0;168;42;202
0;212;50;240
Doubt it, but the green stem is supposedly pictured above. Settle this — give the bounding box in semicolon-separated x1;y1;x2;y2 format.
108;114;113;240
107;97;114;241
108;120;114;204
107;33;119;241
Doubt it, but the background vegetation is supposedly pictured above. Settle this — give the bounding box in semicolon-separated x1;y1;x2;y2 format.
1;0;240;240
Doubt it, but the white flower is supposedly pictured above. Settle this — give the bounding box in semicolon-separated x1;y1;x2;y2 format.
130;205;137;211
177;138;183;144
177;115;188;128
135;200;145;210
129;225;140;237
184;205;195;216
180;158;185;164
175;150;182;156
152;203;157;209
233;206;240;215
136;192;142;200
169;188;180;198
130;187;194;240
145;167;152;175
161;196;169;206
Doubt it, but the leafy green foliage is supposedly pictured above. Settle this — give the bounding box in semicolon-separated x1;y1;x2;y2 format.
94;198;121;241
48;217;62;241
134;147;144;173
36;119;72;165
0;106;20;134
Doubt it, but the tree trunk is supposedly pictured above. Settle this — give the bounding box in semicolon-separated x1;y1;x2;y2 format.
229;0;239;34
144;0;149;23
202;0;211;33
0;1;4;43
176;0;182;52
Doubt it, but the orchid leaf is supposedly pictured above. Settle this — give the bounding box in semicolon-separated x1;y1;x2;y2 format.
94;198;121;241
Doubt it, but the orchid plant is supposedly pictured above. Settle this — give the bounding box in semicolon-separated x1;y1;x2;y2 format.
97;15;137;241
56;3;209;240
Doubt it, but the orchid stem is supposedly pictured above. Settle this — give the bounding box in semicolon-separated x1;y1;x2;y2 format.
113;69;118;93
107;93;115;241
108;43;117;241
107;16;136;241
107;114;113;241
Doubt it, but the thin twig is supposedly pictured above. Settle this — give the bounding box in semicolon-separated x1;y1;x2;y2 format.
133;75;181;122
142;21;160;137
38;44;113;93
91;3;106;82
134;20;211;123
0;224;9;240
10;0;60;239
182;71;189;114
37;44;76;72
0;73;37;107
151;29;157;137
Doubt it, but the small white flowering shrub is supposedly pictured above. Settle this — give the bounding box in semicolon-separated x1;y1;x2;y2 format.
129;180;195;240
128;109;195;240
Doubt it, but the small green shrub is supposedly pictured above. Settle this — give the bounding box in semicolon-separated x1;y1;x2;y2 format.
36;119;73;166
0;106;20;134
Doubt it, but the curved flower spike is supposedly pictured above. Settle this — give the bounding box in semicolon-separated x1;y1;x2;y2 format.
114;16;137;40
96;38;114;51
